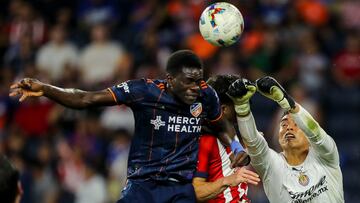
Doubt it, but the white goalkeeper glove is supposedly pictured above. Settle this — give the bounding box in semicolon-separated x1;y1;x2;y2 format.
226;78;256;116
256;76;296;111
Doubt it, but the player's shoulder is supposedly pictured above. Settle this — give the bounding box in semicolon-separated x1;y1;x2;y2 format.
200;80;217;97
148;79;166;91
120;78;165;90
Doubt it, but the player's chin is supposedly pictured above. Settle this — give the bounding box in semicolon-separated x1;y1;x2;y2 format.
184;95;197;104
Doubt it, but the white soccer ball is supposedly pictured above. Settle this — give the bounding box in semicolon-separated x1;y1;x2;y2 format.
199;2;244;47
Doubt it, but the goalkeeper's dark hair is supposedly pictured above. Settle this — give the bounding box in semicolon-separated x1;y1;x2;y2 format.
0;155;20;203
166;50;203;76
207;74;241;104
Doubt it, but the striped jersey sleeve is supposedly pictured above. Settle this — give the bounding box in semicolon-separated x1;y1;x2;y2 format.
108;79;147;105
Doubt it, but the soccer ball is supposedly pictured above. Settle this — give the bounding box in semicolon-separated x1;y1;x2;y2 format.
199;2;244;47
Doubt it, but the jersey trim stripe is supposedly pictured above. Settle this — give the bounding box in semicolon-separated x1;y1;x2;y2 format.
148;90;164;161
107;88;118;103
210;110;223;123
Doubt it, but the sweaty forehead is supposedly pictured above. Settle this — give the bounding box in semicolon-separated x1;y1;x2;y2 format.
181;67;203;80
280;114;294;123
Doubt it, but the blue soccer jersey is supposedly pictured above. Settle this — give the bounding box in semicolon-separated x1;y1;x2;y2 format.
108;78;222;182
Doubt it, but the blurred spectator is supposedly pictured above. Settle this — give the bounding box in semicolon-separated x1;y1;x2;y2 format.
56;139;85;200
295;31;328;97
186;33;218;60
75;158;106;203
249;28;292;77
258;0;289;26
333;32;360;85
4;33;36;75
77;0;119;29
210;49;241;75
36;25;79;82
13;97;54;137
79;23;125;86
337;0;360;30
296;0;329;27
106;130;131;202
70;113;107;162
5;1;46;47
100;106;134;133
0;68;16;133
31;141;58;203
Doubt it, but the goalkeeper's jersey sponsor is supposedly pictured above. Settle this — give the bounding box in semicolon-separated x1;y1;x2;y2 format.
236;107;344;203
108;78;222;182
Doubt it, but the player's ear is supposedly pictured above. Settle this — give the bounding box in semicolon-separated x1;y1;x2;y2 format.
221;104;227;112
167;73;174;87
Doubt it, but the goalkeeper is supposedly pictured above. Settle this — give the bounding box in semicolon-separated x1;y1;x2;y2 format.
227;76;344;203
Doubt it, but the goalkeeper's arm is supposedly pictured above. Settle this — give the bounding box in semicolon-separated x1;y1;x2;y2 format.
256;76;339;166
227;79;276;171
290;104;339;166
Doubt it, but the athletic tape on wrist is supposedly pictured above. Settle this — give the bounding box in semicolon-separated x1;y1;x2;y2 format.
230;140;245;154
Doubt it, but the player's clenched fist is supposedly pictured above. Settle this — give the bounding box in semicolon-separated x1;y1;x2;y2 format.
9;78;45;102
255;76;295;111
226;78;256;116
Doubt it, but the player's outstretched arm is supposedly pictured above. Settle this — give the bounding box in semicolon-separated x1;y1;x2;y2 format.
256;76;339;165
9;78;116;108
192;167;260;201
227;78;275;170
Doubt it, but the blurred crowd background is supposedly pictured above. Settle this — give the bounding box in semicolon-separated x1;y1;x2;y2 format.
0;0;359;202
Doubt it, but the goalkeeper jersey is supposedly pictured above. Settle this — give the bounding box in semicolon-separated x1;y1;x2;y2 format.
236;106;344;203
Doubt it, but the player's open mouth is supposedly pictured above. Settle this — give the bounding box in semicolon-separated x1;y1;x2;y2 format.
285;133;295;140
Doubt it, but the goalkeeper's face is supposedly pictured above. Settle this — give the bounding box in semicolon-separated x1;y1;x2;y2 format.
278;114;309;151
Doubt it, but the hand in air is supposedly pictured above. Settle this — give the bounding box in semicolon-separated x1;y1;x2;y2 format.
226;78;256;116
9;78;44;102
256;76;295;111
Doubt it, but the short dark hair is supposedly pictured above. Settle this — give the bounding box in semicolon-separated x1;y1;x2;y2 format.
0;156;20;203
166;50;203;76
207;74;240;104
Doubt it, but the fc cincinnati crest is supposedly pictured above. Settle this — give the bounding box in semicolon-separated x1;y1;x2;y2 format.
298;172;310;186
190;103;202;117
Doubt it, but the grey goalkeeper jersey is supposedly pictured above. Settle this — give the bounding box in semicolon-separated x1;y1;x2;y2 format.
237;106;344;203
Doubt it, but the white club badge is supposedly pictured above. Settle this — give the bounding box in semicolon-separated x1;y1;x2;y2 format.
190;103;202;117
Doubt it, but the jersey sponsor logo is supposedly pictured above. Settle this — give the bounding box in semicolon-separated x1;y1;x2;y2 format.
289;176;328;203
150;116;166;130
150;115;202;133
190;102;202;117
117;82;130;93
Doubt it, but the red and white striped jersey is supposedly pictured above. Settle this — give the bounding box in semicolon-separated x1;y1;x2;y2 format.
195;134;249;203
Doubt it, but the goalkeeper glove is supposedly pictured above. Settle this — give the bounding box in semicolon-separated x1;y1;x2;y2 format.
226;78;256;116
256;76;295;111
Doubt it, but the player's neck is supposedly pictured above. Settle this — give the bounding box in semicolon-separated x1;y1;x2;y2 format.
283;148;309;166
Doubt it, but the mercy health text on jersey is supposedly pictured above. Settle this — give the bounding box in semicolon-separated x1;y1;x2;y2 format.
151;115;202;133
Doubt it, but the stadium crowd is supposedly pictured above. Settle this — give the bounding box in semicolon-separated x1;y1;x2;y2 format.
0;0;359;202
